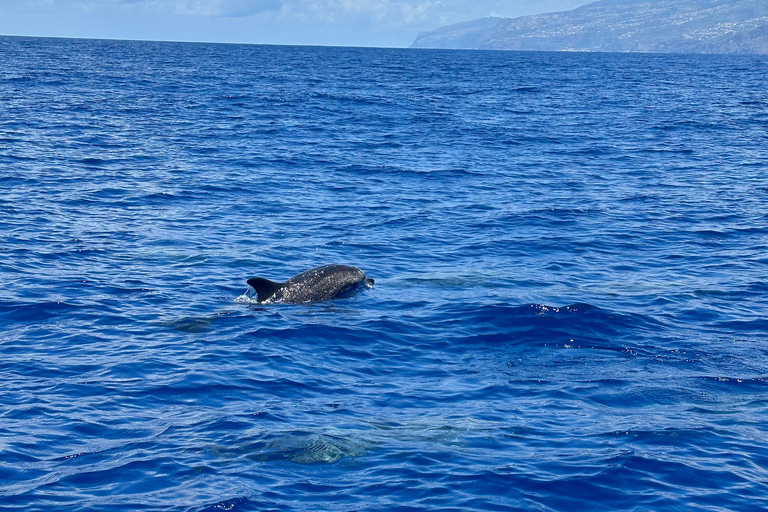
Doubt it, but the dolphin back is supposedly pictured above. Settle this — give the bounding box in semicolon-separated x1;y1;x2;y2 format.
247;264;371;304
282;264;367;303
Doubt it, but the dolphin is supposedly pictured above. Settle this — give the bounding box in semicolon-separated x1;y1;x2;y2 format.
246;264;374;304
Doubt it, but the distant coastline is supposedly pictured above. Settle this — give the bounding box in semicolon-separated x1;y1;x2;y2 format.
411;0;768;54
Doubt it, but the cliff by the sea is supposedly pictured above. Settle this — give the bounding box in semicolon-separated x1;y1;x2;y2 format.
411;0;768;54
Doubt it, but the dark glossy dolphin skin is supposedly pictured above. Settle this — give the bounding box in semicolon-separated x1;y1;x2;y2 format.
247;264;374;304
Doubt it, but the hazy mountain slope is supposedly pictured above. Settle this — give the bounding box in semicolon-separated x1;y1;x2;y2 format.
411;0;768;53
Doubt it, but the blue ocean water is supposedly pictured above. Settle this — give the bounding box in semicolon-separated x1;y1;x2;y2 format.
2;35;768;511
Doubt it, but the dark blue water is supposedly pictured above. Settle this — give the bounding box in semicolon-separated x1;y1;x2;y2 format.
2;36;768;511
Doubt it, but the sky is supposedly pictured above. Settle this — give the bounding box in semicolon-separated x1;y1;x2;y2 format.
0;0;593;47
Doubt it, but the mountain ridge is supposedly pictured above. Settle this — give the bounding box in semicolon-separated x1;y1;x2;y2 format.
411;0;768;54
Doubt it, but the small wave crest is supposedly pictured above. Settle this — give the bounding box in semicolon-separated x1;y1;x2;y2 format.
198;497;252;512
234;287;259;305
0;300;80;322
434;302;661;350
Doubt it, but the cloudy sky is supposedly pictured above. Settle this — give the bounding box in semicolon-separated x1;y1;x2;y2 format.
1;0;593;47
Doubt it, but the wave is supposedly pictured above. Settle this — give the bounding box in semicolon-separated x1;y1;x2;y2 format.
431;302;662;350
0;300;81;322
198;497;253;512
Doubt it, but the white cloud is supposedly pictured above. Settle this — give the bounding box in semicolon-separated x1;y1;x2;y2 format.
6;0;591;24
171;0;282;16
1;0;280;17
0;0;593;46
279;0;444;27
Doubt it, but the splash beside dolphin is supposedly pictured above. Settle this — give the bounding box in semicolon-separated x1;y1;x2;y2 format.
247;264;374;304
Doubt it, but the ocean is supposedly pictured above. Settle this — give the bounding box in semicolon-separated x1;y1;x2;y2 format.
2;36;768;511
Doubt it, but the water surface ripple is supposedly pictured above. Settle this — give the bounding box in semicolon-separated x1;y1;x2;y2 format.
1;37;768;511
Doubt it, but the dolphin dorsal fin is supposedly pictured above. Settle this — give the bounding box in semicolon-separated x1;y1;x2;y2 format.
247;277;282;302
